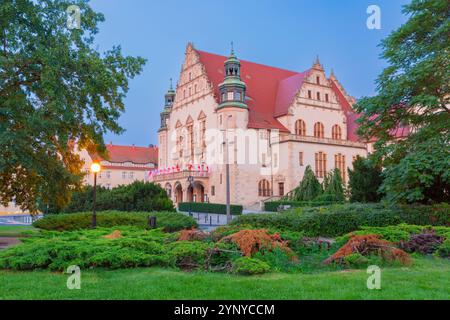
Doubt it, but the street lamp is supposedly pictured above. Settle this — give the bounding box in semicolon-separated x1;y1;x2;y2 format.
187;175;194;217
90;162;101;228
225;115;232;224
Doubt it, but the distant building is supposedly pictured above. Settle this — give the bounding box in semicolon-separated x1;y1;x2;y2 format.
79;143;158;189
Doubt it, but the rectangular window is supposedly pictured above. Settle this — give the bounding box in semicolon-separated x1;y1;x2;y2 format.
325;93;329;102
308;90;312;99
129;172;134;179
315;152;327;178
317;92;321;100
122;172;126;179
220;174;222;184
106;171;111;179
316;76;320;84
211;186;215;196
299;152;304;166
262;153;266;167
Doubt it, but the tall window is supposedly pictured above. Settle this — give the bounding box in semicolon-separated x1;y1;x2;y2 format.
335;153;346;182
295;119;306;136
316;76;320;84
325;93;329;102
299;152;304;166
122;172;126;179
258;179;271;197
261;153;266;167
332;124;342;140
188;124;194;159
316;92;321;100
177;136;183;158
308;90;312;99
314;122;324;138
315;152;327;178
200;120;206;155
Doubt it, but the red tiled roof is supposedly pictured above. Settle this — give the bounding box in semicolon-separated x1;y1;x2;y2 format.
274;71;311;117
197;50;298;132
92;144;158;165
196;49;363;140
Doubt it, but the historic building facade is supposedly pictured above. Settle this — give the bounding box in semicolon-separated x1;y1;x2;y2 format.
152;43;369;209
79;143;158;189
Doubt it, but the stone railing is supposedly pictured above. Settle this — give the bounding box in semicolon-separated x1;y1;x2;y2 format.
272;134;367;149
151;170;209;182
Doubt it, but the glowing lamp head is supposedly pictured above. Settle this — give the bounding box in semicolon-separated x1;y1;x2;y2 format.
90;162;101;173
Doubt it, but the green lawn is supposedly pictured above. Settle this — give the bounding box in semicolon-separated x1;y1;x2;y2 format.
0;225;37;237
0;257;448;300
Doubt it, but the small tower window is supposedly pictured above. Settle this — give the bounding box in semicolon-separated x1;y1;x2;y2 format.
235;92;241;101
227;91;234;101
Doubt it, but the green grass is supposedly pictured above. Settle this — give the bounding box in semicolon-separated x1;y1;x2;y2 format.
0;225;37;237
0;256;448;300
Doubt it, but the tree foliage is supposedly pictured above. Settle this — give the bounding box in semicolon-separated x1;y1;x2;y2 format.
354;0;449;203
293;165;323;201
320;169;345;203
348;156;383;203
43;181;175;213
0;0;146;213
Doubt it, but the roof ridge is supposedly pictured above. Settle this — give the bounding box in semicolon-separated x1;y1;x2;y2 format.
196;49;300;75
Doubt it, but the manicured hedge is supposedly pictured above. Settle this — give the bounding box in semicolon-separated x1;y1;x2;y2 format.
232;203;450;237
33;211;197;232
264;200;338;212
178;202;243;215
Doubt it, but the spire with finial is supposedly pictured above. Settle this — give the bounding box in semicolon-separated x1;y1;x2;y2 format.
330;68;335;78
217;43;247;110
312;54;323;70
169;78;173;91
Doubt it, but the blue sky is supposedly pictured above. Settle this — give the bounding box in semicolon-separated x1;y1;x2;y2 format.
90;0;411;147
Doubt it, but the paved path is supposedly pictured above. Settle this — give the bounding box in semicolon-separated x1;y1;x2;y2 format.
0;237;21;250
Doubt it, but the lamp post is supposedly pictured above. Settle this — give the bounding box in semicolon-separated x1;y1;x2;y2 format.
90;162;101;228
187;175;194;216
225;115;232;224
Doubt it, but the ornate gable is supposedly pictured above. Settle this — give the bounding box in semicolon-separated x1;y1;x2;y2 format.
173;43;214;109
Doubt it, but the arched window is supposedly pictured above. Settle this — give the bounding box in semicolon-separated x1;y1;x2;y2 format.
315;152;327;178
332;125;342;140
314;122;324;138
335;153;346;182
295;119;306;136
258;179;271;197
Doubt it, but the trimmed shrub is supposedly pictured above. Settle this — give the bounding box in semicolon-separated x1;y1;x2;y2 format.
33;211;197;232
232;257;270;275
178;202;243;215
264;200;336;212
232;203;450;237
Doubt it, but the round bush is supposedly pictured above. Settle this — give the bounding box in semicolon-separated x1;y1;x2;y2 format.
232;257;270;275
